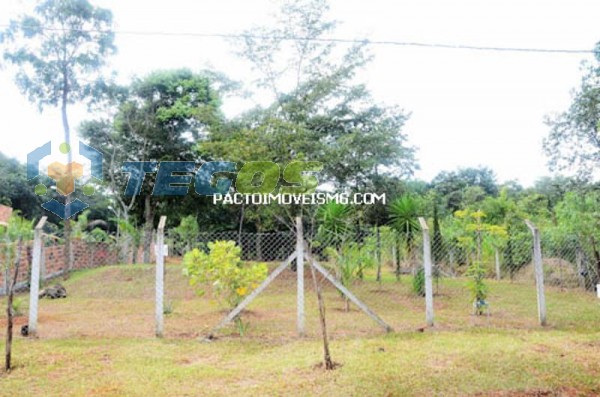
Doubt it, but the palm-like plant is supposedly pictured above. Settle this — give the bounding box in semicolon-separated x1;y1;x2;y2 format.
316;202;353;248
388;194;421;278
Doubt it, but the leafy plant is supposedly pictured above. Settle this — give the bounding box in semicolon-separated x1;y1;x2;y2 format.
388;194;421;279
115;218;141;264
325;242;375;310
183;241;268;335
173;215;200;253
163;300;175;316
10;298;24;317
0;213;33;372
466;260;488;315
316;202;353;248
412;267;425;296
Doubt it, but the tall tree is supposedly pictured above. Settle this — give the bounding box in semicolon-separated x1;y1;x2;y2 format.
544;42;600;178
81;69;223;261
218;0;415;190
2;0;116;270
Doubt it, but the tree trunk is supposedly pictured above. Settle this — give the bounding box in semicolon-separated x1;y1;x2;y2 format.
395;236;402;281
376;224;382;284
589;237;600;290
238;203;245;247
309;262;334;370
143;195;154;264
61;75;74;273
5;240;23;372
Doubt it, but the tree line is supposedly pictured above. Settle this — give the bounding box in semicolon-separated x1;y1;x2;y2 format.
0;0;599;272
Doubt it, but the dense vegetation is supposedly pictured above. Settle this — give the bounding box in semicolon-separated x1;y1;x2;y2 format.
0;0;598;282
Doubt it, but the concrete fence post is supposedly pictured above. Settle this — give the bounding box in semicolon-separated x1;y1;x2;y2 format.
155;216;167;337
296;216;305;337
495;248;501;280
525;220;547;326
28;216;47;337
418;217;435;327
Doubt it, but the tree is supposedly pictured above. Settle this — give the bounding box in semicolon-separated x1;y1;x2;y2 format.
554;191;600;289
431;167;499;213
2;214;33;372
80;69;223;261
221;0;416;190
0;153;44;220
2;0;116;271
544;42;600;178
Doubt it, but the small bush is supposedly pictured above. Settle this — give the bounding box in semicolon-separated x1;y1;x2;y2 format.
412;267;425;296
10;298;24;317
183;241;268;334
163;300;174;316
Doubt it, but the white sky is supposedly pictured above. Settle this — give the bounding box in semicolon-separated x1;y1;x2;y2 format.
0;0;599;186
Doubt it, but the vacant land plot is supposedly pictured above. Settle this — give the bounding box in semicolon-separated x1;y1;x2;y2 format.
1;262;599;396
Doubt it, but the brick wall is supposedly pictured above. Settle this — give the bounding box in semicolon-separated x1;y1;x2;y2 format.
0;238;156;294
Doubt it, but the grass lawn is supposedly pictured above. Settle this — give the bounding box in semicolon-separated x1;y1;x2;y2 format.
1;262;599;396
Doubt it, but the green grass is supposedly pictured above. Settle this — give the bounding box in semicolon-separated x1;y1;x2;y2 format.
1;262;599;396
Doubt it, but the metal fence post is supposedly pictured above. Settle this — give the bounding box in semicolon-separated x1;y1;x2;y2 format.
296;217;305;337
28;216;47;337
155;216;167;337
418;217;434;327
525;220;547;326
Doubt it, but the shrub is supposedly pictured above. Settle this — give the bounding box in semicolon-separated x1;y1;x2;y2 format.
183;241;268;334
325;242;376;310
10;298;24;317
412;267;425;296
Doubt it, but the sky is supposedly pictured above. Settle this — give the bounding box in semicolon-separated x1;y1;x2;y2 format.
0;0;599;186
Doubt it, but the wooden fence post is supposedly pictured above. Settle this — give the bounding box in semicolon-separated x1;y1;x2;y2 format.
418;217;435;327
525;220;547;326
296;217;305;337
155;216;167;337
28;216;47;337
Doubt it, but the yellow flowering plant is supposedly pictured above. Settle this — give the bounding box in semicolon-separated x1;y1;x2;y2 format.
183;240;268;333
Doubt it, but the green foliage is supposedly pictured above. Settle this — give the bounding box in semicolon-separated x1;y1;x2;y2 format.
431;167;498;212
0;214;34;283
544;41;600;178
0;154;43;220
412;267;425;296
388;194;420;237
325;241;376;309
2;0;116;109
85;228;112;243
10;297;24;317
205;0;416;192
325;242;375;285
183;241;268;309
173;215;200;252
163;300;175;316
466;261;488;315
316;202;353;247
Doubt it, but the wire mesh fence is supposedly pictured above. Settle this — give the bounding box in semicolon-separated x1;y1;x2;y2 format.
2;219;599;341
